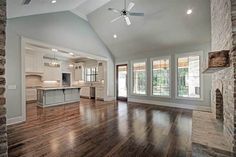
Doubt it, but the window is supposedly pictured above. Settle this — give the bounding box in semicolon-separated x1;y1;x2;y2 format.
177;53;201;99
85;67;97;82
132;60;147;95
151;57;170;96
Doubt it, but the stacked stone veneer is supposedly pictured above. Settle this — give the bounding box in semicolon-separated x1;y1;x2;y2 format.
0;0;7;156
211;0;236;153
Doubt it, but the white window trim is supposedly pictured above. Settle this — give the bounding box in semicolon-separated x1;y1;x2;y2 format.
175;51;204;101
130;59;148;96
150;56;171;98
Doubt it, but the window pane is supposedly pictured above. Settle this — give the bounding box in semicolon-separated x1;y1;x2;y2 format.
132;62;146;94
118;66;127;97
152;58;170;96
85;67;97;82
177;55;200;98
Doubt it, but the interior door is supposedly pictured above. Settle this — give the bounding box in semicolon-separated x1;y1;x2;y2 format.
117;64;128;101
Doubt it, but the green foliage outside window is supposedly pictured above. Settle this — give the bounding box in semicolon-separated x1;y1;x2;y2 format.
152;68;169;96
178;68;188;96
135;71;146;93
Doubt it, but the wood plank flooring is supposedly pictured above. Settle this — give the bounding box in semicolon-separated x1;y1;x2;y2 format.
7;99;192;157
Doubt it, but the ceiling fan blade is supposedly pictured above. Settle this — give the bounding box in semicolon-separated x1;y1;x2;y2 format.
124;16;131;26
111;16;122;23
108;8;120;14
129;12;144;16
22;0;32;5
127;2;135;11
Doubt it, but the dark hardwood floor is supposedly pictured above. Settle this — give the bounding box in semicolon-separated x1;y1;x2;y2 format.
7;99;192;157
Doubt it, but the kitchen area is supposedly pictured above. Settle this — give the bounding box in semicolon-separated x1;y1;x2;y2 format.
24;42;106;107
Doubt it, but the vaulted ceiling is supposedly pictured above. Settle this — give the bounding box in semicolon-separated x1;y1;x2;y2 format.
7;0;111;20
88;0;211;59
7;0;211;60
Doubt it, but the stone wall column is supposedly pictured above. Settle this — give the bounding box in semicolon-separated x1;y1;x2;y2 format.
231;0;236;153
0;0;7;157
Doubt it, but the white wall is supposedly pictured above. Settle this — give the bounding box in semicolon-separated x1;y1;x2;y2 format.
6;11;115;120
116;43;212;109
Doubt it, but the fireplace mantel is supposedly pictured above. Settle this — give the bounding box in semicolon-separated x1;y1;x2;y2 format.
203;50;230;73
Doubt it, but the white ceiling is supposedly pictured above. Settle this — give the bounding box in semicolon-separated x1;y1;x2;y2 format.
7;0;111;20
8;0;211;60
88;0;211;59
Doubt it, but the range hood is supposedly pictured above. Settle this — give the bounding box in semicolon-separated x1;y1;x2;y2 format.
25;72;43;77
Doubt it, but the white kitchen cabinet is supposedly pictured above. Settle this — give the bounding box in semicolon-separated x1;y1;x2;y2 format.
96;86;104;100
74;63;84;81
42;65;61;81
26;88;37;101
25;51;44;74
80;86;95;98
97;61;104;81
61;61;73;73
80;87;90;98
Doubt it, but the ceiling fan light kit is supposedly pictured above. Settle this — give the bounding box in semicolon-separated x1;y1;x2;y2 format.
108;0;144;26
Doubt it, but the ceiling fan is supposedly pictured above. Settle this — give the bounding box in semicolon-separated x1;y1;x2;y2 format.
108;0;144;26
22;0;32;5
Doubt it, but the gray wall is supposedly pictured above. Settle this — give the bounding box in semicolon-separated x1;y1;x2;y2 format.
6;11;114;119
116;43;212;107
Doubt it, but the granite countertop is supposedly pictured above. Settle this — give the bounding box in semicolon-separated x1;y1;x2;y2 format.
37;86;81;91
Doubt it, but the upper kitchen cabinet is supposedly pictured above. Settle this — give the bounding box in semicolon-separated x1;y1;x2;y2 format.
97;61;105;81
25;51;44;74
42;63;61;81
74;63;84;81
61;61;74;73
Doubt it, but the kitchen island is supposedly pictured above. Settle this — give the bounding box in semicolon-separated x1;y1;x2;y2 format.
37;87;81;107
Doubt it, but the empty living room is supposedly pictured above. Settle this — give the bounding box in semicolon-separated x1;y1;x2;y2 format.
0;0;236;156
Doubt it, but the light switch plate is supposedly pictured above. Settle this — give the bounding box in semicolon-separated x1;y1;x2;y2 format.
8;85;17;90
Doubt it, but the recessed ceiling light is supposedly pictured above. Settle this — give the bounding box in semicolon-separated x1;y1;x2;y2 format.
187;9;192;15
69;52;74;55
69;64;74;68
51;48;58;52
113;34;117;39
51;0;57;4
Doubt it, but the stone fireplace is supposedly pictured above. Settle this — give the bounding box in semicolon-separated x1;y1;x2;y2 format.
192;0;236;156
211;0;236;153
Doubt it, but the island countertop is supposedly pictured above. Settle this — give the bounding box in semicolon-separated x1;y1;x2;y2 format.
37;86;81;91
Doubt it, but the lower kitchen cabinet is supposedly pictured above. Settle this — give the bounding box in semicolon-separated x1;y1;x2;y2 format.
96;87;104;100
44;90;64;105
80;87;96;99
64;89;80;102
80;87;91;98
26;88;37;102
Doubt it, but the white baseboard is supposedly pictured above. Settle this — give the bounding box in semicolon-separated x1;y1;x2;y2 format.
128;98;211;112
7;116;25;126
104;96;115;101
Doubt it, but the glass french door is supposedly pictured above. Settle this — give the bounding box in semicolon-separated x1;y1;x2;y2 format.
117;64;128;101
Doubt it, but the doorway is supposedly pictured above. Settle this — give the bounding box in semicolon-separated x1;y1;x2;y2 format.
116;64;128;101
